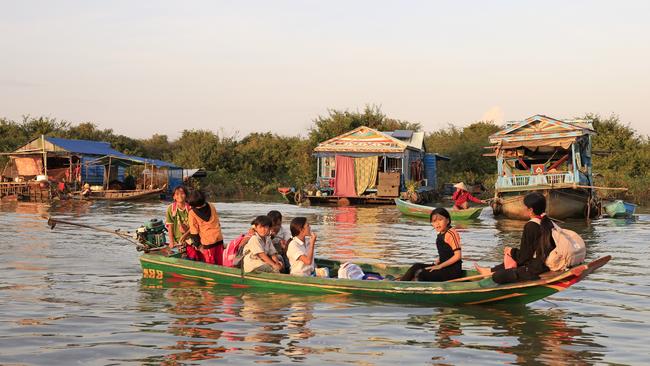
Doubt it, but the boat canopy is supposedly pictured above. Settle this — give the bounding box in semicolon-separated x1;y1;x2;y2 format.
488;115;595;149
495;136;576;150
85;154;178;168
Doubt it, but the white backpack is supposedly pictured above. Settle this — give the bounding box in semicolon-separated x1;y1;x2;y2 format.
338;262;365;280
531;218;587;271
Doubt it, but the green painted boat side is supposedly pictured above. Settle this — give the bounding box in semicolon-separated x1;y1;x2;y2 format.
394;199;483;220
139;253;610;306
604;200;636;218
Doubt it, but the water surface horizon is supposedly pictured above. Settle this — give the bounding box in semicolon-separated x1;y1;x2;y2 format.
1;200;648;365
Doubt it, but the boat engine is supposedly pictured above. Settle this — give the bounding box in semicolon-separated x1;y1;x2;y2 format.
135;218;167;249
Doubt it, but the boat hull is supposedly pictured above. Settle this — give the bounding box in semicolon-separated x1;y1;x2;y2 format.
492;188;597;220
604;200;637;218
394;199;483;220
277;187;297;204
139;253;610;306
77;189;164;201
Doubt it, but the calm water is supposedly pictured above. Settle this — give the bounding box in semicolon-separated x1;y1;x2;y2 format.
1;200;649;365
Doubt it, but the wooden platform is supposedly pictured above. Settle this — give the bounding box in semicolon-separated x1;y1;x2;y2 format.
305;195;397;205
0;182;51;202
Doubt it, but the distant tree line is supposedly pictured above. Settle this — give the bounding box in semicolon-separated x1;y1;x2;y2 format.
1;107;648;203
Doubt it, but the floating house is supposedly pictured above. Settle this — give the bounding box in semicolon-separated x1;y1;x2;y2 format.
305;126;448;205
487;115;598;220
0;135;182;201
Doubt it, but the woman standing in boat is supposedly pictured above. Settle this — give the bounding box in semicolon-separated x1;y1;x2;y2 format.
452;182;486;210
475;192;556;284
398;208;463;282
187;190;224;265
166;185;191;250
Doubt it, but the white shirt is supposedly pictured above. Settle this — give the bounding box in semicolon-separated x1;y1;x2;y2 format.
287;237;315;276
272;226;292;249
277;226;292;242
243;233;277;273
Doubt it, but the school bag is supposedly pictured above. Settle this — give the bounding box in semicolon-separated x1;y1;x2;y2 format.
531;218;587;271
337;262;365;280
223;233;252;268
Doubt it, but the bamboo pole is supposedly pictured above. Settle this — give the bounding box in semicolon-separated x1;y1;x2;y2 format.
105;156;112;190
446;273;492;282
574;185;628;191
41;135;47;178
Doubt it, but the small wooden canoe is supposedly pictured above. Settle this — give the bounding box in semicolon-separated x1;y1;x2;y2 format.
604;200;637;218
139;253;610;306
76;188;164;201
278;187;297;204
394;199;483;220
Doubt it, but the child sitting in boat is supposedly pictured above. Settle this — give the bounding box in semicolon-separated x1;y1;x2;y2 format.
397;208;463;282
452;182;486;210
474;192;556;284
243;215;285;273
166;185;191;251
268;210;291;272
286;217;317;277
187;190;224;265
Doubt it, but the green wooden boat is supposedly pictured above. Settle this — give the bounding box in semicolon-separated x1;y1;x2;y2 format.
604;200;637;218
394;198;483;220
139;253;610;306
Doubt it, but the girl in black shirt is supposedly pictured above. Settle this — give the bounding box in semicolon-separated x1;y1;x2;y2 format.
475;192;556;284
398;208;463;282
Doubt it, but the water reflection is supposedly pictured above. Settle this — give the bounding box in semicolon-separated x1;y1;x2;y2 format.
142;279;609;365
145;283;321;363
407;305;604;364
1;200;647;365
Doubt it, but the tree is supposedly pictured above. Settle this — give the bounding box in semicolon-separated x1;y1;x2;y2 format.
308;105;421;147
424;121;500;189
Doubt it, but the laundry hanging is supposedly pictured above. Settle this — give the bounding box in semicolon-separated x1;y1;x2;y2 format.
334;155;356;197
354;156;378;195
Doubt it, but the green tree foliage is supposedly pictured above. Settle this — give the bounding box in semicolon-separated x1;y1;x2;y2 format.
308;105;422;147
0;116;70;166
589;113;650;203
425;121;500;191
2;110;649;203
140;134;172;161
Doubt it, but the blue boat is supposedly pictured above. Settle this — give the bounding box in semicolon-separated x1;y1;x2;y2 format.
604;200;637;218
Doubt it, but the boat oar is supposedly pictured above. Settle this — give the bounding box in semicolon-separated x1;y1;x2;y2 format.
44;216;141;246
446;273;493;283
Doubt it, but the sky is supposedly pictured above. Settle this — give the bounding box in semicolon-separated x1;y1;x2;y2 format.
1;0;649;139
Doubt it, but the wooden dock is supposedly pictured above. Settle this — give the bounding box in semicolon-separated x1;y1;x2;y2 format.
0;182;51;202
304;195;397;206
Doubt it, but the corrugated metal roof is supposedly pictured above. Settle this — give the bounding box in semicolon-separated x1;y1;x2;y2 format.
44;137;123;155
43;137;178;168
383;131;425;151
391;130;413;139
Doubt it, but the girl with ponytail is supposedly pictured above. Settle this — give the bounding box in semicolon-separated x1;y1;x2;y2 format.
475;192;556;284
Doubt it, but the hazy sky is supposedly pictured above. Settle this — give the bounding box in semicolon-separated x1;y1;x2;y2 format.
1;0;648;139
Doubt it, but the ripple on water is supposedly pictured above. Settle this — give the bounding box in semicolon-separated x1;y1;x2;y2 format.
0;200;649;364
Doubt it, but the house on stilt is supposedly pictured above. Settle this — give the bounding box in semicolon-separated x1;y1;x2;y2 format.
292;126;448;205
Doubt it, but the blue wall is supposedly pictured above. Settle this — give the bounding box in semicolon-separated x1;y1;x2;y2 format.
424;153;438;188
80;156;125;185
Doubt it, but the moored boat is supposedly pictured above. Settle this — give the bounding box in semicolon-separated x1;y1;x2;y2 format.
277;187;297;204
139;253;610;306
604;200;637;218
76;188;164;201
394;198;483;220
487;115;599;220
